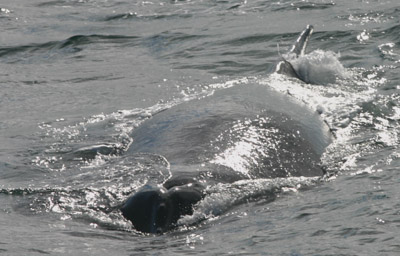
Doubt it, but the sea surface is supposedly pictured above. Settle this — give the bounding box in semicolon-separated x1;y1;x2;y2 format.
1;0;400;255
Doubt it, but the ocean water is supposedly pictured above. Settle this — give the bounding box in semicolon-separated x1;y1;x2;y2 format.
1;0;400;255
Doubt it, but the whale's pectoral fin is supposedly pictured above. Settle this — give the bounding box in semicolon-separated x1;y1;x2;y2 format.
289;24;314;57
276;25;314;82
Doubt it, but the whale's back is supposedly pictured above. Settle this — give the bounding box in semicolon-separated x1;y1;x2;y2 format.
128;84;331;178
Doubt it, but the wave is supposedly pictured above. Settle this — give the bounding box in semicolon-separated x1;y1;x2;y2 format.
375;24;400;42
0;31;209;65
0;34;140;63
144;31;206;53
271;1;335;12
102;12;193;22
342;7;400;26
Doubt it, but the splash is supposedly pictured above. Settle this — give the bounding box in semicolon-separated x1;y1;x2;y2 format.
264;48;394;178
178;176;321;228
285;49;351;85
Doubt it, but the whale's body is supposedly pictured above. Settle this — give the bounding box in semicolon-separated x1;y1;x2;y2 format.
128;84;331;178
121;25;333;234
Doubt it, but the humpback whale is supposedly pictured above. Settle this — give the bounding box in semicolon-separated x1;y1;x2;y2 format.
121;25;332;234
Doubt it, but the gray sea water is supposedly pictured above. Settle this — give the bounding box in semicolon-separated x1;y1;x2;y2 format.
1;0;400;255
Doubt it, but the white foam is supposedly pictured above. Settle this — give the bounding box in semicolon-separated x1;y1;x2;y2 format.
285;49;351;85
258;49;392;177
177;176;320;227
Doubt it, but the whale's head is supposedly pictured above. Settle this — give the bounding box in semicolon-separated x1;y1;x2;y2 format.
121;184;203;234
121;186;173;234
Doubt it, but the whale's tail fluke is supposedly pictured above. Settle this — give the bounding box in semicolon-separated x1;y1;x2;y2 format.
275;25;314;82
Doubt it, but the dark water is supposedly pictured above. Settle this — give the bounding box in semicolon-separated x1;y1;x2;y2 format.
1;0;400;255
